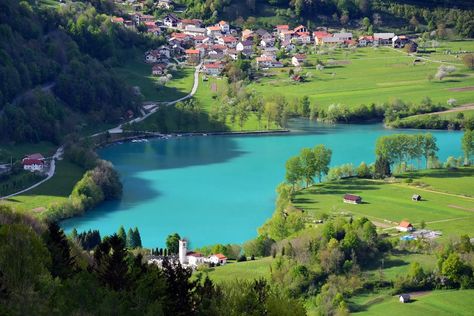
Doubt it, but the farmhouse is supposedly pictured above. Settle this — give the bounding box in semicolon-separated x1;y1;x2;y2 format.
152;64;167;76
397;220;414;232
178;19;202;30
256;56;282;69
22;153;45;172
218;35;238;48
206;25;221;37
343;194;362;204
295;32;311;44
313;31;332;45
358;35;374;47
241;29;254;41
184;25;207;37
236;40;253;52
321;36;343;45
333;32;352;41
218;20;230;33
291;54;306;67
399;294;411;303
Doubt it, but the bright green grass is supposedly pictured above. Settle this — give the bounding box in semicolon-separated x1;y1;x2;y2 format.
247;45;474;109
416;40;474;65
1;160;84;213
353;290;474;315
113;52;195;102
293;169;474;238
203;257;273;283
0;141;57;163
193;75;279;131
398;168;474;197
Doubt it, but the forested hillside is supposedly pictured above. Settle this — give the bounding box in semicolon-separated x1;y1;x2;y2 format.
181;0;474;37
0;0;161;143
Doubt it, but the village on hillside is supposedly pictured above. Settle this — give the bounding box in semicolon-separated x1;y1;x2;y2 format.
110;3;419;79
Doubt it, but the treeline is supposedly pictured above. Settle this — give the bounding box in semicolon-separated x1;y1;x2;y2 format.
0;206;305;315
389;113;474;131
0;0;163;143
44;159;122;222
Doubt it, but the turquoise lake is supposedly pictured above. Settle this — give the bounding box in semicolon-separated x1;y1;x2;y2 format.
61;121;463;248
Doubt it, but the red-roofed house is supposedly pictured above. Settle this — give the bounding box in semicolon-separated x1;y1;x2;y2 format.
313;31;333;45
185;49;201;64
111;17;124;24
218;35;238;48
397;221;414;232
202;63;224;76
358;35;374;47
293;25;308;33
206;25;221;37
22;153;45;172
209;253;227;265
275;25;289;33
295;32;311;44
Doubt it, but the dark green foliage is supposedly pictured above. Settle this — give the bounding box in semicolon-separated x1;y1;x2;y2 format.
43;222;76;279
94;234;129;291
374;156;391;178
166;233;181;254
75;229;101;251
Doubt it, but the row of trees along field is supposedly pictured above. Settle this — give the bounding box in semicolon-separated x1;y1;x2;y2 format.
0;0;165;143
0;207;306;315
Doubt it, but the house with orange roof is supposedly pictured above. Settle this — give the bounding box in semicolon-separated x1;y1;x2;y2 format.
185;49;201;64
209;253;227;265
313;31;333;45
207;25;222;37
397;220;414;232
218;20;230;33
218;35;238;48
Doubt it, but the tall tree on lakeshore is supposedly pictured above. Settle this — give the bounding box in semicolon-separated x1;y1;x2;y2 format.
313;144;332;182
132;227;142;248
300;148;317;188
462;129;473;165
166;233;181;254
285;155;303;191
126;228;134;248
117;225;127;243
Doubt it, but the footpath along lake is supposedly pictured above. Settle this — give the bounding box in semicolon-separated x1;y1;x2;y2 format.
61;120;464;247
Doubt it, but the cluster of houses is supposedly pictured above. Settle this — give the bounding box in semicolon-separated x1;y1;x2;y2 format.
111;10;417;78
21;153;46;172
147;239;228;269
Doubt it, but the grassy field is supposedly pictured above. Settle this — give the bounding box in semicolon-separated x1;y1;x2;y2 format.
1;160;84;213
352;290;474;315
113;52;195;102
203;257;273;283
293;168;474;239
247;44;474;109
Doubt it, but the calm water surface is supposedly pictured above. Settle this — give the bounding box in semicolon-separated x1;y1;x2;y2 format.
61;121;463;247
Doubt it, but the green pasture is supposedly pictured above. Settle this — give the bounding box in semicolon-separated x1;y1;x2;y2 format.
293;168;474;238
203;257;273;283
416;40;474;65
247;45;474;109
352;290;474;315
1;160;84;213
113;53;195;102
0;141;57;164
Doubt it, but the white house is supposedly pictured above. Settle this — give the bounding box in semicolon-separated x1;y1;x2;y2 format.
218;20;230;33
22;153;45;172
209;254;227;265
374;33;395;45
184;25;207;37
206;25;221;37
163;14;180;28
236;40;252;52
399;294;411;303
202;63;224;76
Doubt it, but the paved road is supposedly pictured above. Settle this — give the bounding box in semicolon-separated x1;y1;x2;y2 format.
107;62;202;134
0;146;63;199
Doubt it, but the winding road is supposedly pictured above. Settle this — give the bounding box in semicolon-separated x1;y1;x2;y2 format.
2;63;202;198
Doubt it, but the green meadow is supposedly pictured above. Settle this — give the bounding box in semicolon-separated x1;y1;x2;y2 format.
292;168;474;239
352;290;474;316
203;257;273;283
1;160;84;213
248;44;474;109
113;51;195;102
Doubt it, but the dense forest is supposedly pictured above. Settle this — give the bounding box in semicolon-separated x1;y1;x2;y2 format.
0;0;163;143
180;0;474;37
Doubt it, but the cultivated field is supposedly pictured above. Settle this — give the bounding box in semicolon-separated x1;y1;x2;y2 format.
293;168;474;239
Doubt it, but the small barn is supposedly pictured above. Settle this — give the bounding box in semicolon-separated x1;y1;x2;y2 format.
412;194;421;201
343;194;362;204
399;294;411;303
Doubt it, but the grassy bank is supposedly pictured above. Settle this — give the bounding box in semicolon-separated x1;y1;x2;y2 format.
203;257;273;283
